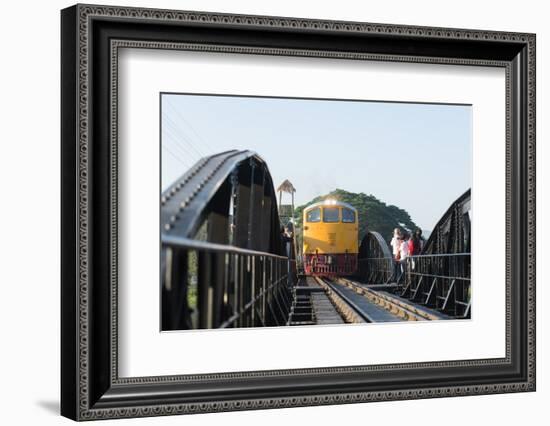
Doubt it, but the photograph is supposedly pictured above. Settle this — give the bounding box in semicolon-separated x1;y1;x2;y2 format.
160;93;472;330
58;3;536;420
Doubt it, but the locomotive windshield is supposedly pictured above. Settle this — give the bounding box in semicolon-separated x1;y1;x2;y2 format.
306;207;321;222
323;207;340;223
342;208;356;223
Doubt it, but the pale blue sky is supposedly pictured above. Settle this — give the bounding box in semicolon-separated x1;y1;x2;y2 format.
161;94;471;231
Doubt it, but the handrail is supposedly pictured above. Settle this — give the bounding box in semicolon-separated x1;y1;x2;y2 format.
163;235;293;261
360;253;470;260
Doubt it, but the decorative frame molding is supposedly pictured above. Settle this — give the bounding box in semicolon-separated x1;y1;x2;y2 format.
61;4;535;420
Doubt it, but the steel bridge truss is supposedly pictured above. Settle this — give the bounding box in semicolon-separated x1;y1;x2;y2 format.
161;150;295;330
357;190;472;319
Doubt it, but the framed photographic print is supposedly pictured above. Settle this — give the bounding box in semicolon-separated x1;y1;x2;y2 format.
61;4;536;421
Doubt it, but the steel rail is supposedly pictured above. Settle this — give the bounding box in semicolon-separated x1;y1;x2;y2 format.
315;277;379;323
337;278;447;321
316;276;422;323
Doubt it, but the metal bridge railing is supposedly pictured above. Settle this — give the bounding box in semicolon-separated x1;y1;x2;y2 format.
402;253;471;318
162;236;295;330
358;253;471;318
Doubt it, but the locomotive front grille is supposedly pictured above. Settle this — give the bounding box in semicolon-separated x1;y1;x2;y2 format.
303;253;357;276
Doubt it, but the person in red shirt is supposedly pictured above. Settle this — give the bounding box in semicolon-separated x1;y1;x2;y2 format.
408;231;421;270
408;235;415;256
415;229;424;252
409;232;422;256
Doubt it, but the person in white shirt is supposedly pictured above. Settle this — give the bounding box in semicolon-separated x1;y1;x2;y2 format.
389;228;402;282
390;228;401;258
399;233;410;281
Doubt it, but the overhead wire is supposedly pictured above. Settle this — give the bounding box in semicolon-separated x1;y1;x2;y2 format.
164;98;217;154
162;112;206;158
161;144;192;170
162;126;202;164
160;96;220;183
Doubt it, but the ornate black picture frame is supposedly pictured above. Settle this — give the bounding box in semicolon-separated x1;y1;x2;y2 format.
61;4;536;421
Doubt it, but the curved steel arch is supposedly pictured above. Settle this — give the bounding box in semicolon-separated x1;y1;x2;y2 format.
161;150;294;330
422;189;471;255
357;230;393;283
161;149;285;255
359;230;392;259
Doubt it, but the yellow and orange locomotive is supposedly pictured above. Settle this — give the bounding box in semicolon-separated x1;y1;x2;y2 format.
302;200;358;276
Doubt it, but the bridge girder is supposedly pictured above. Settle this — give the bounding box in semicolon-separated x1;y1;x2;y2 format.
161;150;294;330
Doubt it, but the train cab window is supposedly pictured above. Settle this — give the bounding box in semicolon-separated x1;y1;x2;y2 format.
306;207;321;223
342;208;356;223
323;207;340;223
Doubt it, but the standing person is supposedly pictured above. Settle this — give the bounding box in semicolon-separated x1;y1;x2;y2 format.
281;225;293;286
390;228;402;257
408;231;421;270
280;226;290;255
415;228;424;252
399;233;410;282
389;228;402;282
409;232;421;256
285;221;294;239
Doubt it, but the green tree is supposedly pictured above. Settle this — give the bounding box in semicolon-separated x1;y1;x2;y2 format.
293;188;419;244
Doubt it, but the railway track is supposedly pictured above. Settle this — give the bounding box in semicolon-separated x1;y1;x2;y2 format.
288;276;449;325
314;277;448;323
337;278;450;321
315;277;401;323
